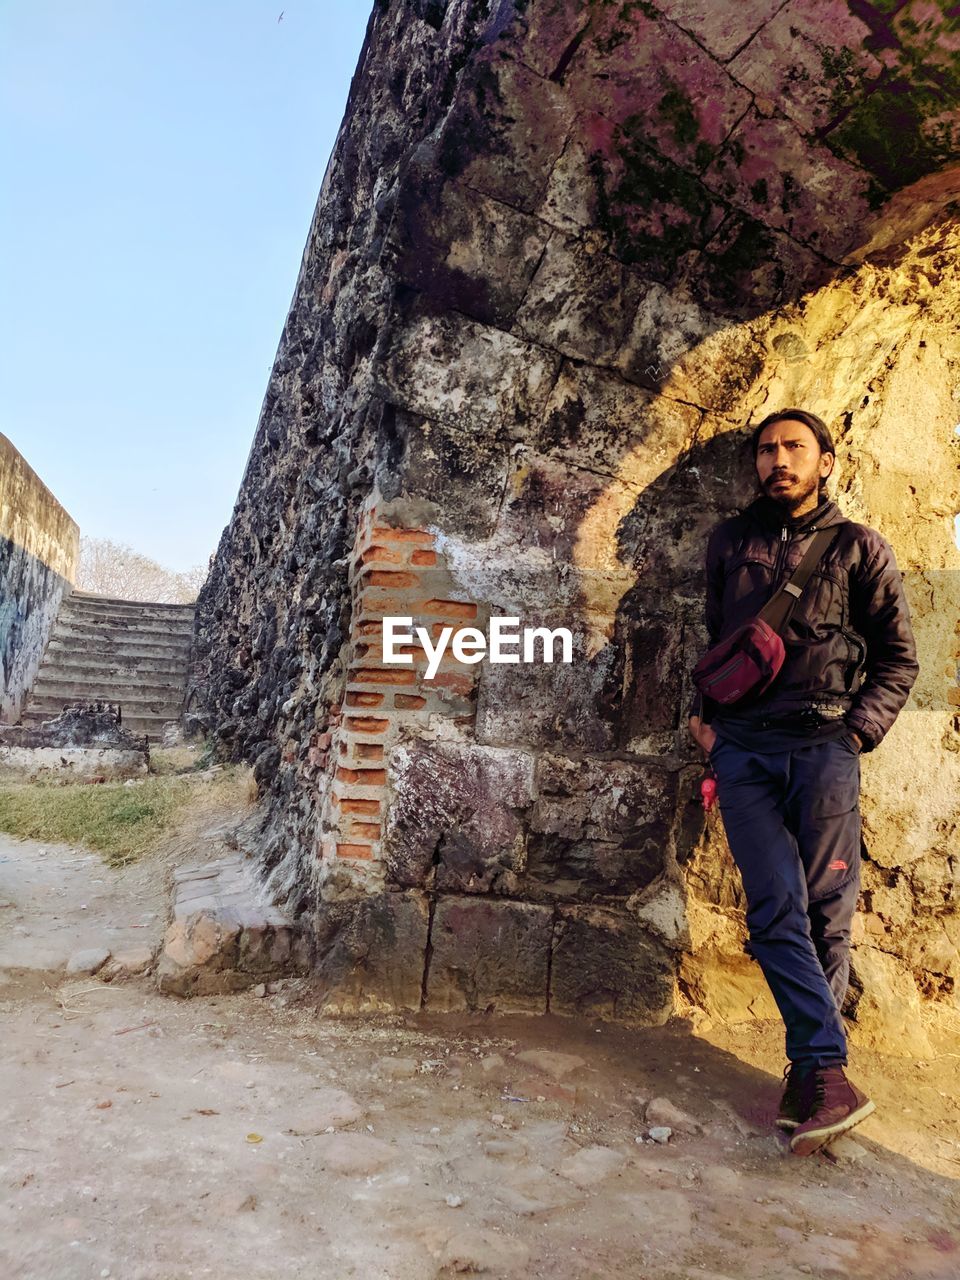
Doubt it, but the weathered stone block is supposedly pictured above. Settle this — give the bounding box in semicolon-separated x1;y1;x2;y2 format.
514;233;643;362
846;944;935;1059
376;405;511;540
536;360;699;470
386;157;551;327
563;1;751;173
384;740;534;893
377;307;560;439
474;620;620;753
158;853;307;996
678;947;778;1024
549;904;675;1024
311;891;429;1014
526;755;675;899
691;211;835;318
426;896;552;1014
157;913;241;995
724;0;882;133
617;615;687;736
653;0;785;63
436;52;574;215
702;111;876;260
613;282;766;411
494;447;641;566
584;116;728;278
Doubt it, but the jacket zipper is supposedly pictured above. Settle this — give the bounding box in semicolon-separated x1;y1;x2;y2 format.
772;524;789;587
773;519;820;588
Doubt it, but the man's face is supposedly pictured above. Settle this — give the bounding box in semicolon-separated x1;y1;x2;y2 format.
755;418;833;512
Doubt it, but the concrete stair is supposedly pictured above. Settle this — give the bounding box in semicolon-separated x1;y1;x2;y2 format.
21;591;196;742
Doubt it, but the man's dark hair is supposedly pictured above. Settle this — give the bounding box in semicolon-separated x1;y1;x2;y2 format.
750;408;836;461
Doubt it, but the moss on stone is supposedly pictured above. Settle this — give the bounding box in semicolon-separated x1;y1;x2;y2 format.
827;78;959;189
706;217;776;281
865;176;888;213
589;113;721;268
781;170;800;214
656;85;701;149
595;0;658;53
820;45;860;118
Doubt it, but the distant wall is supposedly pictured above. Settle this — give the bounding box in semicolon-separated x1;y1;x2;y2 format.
0;433;79;722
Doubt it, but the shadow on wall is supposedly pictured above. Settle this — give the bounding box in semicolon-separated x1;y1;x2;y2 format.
405;209;960;1048
567;225;960;1054
0;435;79;724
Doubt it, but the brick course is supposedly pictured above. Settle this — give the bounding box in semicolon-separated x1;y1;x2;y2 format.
318;499;479;866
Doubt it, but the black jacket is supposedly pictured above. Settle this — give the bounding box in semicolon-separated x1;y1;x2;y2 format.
687;492;920;752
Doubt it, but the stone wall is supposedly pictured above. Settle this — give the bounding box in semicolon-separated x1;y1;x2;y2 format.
192;1;960;1050
0;433;79;723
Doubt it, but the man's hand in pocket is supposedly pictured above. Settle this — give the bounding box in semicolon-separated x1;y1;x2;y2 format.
688;715;718;755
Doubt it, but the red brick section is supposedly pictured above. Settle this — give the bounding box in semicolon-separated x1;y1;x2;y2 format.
318;501;480;865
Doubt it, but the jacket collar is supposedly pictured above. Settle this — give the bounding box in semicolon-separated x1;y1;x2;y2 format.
744;492;844;533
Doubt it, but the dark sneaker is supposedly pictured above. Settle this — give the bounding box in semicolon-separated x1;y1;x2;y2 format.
775;1062;814;1130
789;1064;875;1156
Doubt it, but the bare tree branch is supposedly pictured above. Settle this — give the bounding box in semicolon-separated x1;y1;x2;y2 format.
76;537;205;603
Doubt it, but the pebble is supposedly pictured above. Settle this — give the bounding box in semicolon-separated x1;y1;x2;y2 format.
827;1135;868;1160
65;947;111;977
445;1193;463;1207
649;1126;673;1144
99;947;154;980
646;1096;701;1135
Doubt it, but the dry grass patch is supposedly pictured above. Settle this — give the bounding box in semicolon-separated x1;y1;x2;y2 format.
0;766;254;867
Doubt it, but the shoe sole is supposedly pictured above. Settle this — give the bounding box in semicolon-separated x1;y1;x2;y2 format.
789;1099;876;1155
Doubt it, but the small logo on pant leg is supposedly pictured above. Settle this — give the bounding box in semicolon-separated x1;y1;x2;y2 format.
828;859;848;870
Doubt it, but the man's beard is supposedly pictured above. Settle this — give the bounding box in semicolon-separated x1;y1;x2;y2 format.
763;470;821;512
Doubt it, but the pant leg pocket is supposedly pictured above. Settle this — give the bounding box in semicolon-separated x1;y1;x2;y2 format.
809;741;861;818
805;747;862;901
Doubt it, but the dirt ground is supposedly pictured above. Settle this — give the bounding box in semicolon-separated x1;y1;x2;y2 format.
2;802;959;1280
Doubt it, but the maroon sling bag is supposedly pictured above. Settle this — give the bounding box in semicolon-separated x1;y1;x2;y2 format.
692;526;840;707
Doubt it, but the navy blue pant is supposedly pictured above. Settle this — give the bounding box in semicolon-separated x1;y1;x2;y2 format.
708;734;863;1069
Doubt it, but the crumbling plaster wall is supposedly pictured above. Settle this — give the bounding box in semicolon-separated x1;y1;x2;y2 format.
192;0;960;1050
0;433;79;723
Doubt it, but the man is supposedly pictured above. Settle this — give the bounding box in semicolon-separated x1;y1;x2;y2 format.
687;408;919;1157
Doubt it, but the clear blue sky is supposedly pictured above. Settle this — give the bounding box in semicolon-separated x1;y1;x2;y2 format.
1;1;372;573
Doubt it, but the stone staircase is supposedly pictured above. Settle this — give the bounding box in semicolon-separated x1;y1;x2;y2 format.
20;591;196;742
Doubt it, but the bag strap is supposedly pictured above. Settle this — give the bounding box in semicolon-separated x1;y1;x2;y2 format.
758;526;840;633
